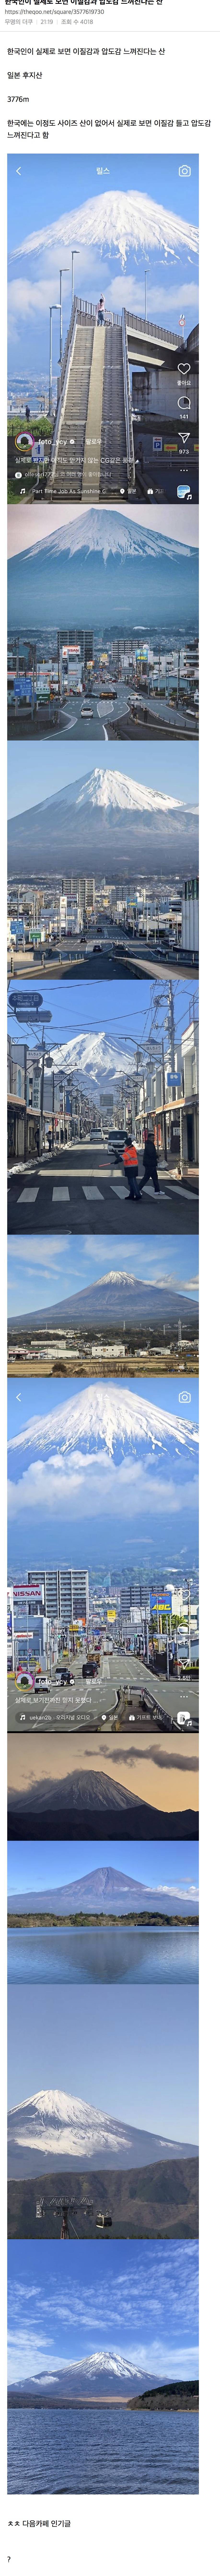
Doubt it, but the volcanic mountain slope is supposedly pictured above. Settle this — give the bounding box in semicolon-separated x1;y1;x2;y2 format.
7;767;199;884
7;1775;199;1843
7;508;199;636
8;2086;197;2175
9;1862;198;1918
9;1270;199;1339
14;183;199;268
8;1379;199;1463
8;2346;152;2402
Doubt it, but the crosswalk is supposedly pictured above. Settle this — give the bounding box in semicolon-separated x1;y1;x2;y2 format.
10;1180;172;1205
8;1169;198;1226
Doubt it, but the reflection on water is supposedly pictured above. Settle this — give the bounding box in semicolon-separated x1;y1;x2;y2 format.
7;1925;199;1984
7;2405;199;2495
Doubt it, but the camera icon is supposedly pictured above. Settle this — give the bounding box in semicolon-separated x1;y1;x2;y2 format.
179;164;191;177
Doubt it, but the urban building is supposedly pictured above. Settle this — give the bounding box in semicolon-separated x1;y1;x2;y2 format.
181;879;199;954
28;1567;89;1624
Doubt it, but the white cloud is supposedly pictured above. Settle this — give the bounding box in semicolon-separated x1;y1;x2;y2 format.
7;1451;198;1524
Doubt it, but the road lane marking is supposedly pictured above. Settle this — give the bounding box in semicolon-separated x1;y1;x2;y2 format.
52;1186;70;1202
82;1185;104;1200
110;1184;128;1200
17;1188;39;1203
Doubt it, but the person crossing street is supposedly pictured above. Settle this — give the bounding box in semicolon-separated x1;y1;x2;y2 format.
122;1137;140;1200
139;1132;160;1195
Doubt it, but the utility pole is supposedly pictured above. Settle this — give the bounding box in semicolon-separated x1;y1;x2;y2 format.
166;1618;169;1681
188;1575;191;1665
162;1038;168;1161
39;1050;45;1159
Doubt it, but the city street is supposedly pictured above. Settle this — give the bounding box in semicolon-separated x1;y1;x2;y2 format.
7;1143;199;1235
40;686;198;745
8;939;196;988
7;1652;199;1733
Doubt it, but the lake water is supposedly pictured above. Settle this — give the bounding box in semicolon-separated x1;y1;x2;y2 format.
7;1926;198;1985
7;2405;199;2495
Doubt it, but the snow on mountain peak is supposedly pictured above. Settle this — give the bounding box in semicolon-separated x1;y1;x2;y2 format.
14;185;198;269
8;1380;198;1462
28;507;192;568
8;2086;134;2158
75;767;181;818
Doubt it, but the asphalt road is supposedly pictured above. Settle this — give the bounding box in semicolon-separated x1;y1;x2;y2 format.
8;940;196;988
7;1653;199;1733
52;687;198;744
7;1144;199;1236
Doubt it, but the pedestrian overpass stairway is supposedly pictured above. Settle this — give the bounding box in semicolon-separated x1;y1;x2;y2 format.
49;318;129;500
51;321;95;497
100;324;128;496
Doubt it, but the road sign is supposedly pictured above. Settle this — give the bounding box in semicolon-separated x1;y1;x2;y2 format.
14;676;33;702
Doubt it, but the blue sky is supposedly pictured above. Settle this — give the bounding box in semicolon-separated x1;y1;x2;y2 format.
7;973;199;1056
7;1836;199;1900
7;2240;199;2384
8;154;199;383
7;1233;199;1319
7;1980;198;2143
7;735;198;817
7;1374;199;1578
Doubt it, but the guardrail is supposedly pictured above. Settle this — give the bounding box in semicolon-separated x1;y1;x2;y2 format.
125;310;182;348
122;308;135;492
49;300;78;484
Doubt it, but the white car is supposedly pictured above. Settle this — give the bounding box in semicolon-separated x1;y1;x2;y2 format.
176;1709;192;1729
34;1675;51;1694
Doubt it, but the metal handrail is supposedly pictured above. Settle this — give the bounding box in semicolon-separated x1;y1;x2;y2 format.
122;307;135;492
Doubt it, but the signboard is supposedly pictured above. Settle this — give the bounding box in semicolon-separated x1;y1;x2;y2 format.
164;443;178;454
13;1583;42;1602
107;1608;116;1623
69;1619;86;1633
150;1589;172;1613
152;437;162;453
14;676;33;702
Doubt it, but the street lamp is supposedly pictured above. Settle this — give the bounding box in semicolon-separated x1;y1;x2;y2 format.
145;268;148;325
49;304;60;417
59;268;70;365
70;247;81;307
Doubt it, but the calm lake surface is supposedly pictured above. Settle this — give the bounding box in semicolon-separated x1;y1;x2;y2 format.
7;1926;199;1985
7;2406;199;2495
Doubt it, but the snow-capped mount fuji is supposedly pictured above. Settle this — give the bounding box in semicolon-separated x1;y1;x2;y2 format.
7;508;198;639
7;2085;197;2176
9;1863;198;1918
74;769;178;816
8;1380;199;1463
7;766;198;886
22;508;194;567
10;1268;199;1340
8;2350;152;2403
14;185;199;268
